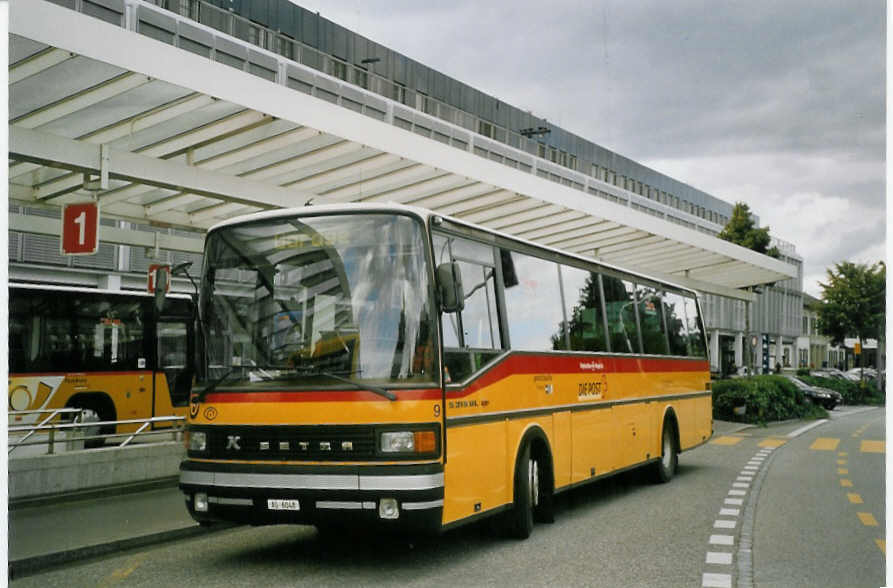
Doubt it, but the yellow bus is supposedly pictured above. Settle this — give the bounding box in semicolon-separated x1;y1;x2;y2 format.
9;283;195;447
179;204;711;537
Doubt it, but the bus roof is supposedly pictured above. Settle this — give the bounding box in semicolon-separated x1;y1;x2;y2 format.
205;202;699;297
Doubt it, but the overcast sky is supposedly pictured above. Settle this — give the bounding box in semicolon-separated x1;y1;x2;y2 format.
296;0;885;297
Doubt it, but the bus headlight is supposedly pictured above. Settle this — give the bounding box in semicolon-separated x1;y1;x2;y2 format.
379;498;399;520
379;430;436;454
188;430;207;452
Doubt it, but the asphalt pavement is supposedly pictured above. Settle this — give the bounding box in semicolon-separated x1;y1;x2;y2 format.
3;415;869;581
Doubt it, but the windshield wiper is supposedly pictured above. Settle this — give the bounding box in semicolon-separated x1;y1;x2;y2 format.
296;368;396;401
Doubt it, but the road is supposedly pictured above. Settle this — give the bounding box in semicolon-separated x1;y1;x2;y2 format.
10;407;885;587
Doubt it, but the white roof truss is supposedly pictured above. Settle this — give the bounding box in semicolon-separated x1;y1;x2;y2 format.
8;0;798;301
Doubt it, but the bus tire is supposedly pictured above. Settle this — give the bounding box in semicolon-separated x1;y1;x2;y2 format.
653;419;678;483
67;394;115;449
506;442;536;539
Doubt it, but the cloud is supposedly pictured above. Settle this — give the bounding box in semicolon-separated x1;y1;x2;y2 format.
292;0;886;300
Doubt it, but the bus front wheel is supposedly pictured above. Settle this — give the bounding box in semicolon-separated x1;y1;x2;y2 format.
506;443;538;539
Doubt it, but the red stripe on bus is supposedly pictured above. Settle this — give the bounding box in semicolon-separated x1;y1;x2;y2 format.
199;354;706;404
447;354;708;399
203;388;442;404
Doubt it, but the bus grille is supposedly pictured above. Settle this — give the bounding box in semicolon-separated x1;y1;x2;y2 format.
197;425;378;461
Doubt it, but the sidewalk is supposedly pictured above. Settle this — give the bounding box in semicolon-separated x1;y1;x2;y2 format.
8;482;227;578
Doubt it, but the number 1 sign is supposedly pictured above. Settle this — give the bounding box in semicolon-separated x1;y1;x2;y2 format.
61;202;100;255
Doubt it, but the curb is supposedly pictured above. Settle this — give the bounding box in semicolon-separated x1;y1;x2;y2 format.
9;477;180;510
8;522;238;580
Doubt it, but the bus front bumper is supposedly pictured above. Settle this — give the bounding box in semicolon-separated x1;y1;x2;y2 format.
179;460;443;533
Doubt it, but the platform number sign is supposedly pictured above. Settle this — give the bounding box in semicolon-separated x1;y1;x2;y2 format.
61;202;99;255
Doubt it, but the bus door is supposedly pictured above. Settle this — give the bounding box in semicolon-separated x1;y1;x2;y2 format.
154;318;194;419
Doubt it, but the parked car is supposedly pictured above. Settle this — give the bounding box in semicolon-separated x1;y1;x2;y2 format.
810;368;848;381
782;375;842;410
846;367;877;381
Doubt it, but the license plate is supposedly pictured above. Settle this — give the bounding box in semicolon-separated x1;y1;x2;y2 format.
267;499;300;511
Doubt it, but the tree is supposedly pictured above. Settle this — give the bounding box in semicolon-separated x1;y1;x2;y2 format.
817;261;885;371
718;202;780;258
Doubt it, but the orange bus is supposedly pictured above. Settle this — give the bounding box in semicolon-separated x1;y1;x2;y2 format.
9;283;195;447
179;204;711;537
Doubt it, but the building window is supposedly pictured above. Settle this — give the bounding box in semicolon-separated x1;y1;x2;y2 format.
354;68;368;89
277;35;294;60
331;60;348;81
393;82;406;104
568;154;577;170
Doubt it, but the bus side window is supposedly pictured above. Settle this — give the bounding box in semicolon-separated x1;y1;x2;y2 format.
158;321;191;406
560;267;608;352
636;285;669;355
434;233;503;382
602;276;639;353
663;291;690;356
501;251;563;351
683;296;708;358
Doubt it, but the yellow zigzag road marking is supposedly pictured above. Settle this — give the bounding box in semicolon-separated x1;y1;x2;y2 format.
809;437;840;451
758;438;786;448
857;512;879;527
710;436;744;446
860;440;885;453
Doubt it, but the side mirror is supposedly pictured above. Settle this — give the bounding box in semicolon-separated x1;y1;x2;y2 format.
171;261;193;276
436;262;464;313
154;265;169;313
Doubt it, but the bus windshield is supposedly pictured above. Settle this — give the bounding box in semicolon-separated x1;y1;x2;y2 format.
198;213;437;390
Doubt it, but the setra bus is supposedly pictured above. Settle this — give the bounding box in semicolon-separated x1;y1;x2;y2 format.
178;203;711;537
9;283;195;447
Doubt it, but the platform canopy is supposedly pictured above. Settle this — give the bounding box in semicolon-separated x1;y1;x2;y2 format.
8;0;797;301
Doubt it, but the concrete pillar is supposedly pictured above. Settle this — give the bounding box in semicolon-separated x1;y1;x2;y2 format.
734;333;744;369
709;330;720;372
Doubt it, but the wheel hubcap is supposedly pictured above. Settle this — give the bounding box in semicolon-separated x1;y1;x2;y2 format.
76;408;101;437
529;458;539;507
662;433;672;468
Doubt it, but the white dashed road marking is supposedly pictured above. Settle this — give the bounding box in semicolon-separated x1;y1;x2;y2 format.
702;572;732;588
706;552;733;565
702;445;777;588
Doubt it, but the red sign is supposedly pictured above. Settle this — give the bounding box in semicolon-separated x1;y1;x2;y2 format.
147;264;171;294
61;202;99;255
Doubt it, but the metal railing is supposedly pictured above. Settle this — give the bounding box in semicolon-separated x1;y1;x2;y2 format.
8;409;185;455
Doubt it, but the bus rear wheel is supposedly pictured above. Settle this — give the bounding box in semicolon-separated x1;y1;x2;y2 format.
652;420;678;483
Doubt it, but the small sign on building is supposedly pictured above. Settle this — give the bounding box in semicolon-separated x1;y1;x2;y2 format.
147;264;171;294
61;202;100;255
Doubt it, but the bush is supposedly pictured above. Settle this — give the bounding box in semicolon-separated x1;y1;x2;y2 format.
800;375;886;406
713;375;828;425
